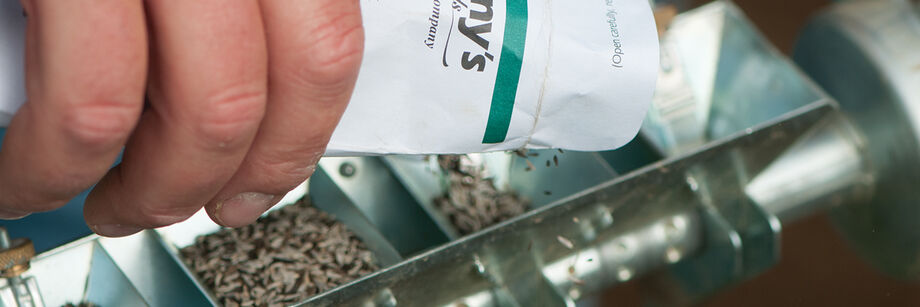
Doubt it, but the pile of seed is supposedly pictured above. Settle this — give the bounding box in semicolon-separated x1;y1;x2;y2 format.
181;198;378;307
433;155;531;235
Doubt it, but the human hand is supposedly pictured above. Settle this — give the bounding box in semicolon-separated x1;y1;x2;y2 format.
0;0;364;236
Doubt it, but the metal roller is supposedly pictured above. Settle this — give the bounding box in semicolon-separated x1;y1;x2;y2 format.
794;0;920;280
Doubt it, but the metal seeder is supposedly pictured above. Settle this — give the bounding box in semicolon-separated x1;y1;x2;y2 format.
2;0;920;306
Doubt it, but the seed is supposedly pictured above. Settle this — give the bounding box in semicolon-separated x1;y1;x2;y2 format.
514;149;528;158
433;155;531;236
557;236;574;249
180;198;379;305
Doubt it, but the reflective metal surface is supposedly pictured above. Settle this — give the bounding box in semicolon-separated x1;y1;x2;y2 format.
313;157;450;257
84;243;147;307
795;0;920;279
18;234;212;307
746;115;873;223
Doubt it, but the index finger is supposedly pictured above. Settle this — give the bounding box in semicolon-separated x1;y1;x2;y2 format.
0;0;147;217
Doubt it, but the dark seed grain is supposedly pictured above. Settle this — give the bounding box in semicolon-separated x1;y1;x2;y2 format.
181;198;379;306
433;155;531;236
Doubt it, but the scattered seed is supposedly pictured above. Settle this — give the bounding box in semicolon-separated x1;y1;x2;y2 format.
558;149;565;154
546;160;551;167
553;155;559;167
557;236;575;249
544;190;552;196
514;149;528;158
525;159;536;172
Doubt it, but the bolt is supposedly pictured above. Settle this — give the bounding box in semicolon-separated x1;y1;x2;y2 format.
473;255;486;276
597;207;614;228
685;176;699;192
339;162;357;178
664;216;686;241
665;247;682;263
0;227;35;307
616;267;633;282
375;289;397;307
568;287;581;300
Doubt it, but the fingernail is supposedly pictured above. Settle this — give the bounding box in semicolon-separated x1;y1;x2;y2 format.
216;192;277;227
92;224;143;237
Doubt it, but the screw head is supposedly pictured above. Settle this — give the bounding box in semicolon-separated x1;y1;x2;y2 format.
0;238;34;278
339;162;357;178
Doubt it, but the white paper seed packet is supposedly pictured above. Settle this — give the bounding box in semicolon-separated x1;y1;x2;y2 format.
0;0;26;127
0;0;659;156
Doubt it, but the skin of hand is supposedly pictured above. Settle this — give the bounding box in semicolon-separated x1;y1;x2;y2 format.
0;0;364;237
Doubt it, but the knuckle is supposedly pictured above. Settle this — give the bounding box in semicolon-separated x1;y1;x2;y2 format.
308;29;364;79
61;100;140;148
194;86;267;149
290;12;364;88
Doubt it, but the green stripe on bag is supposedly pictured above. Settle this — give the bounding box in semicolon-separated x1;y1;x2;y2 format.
482;0;528;144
